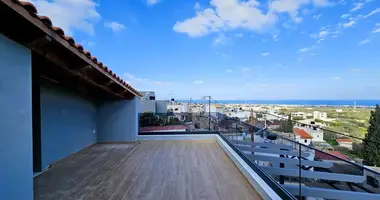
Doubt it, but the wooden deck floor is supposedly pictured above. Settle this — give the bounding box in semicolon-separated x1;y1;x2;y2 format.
34;140;262;200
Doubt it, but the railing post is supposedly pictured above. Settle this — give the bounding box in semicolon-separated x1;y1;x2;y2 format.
298;142;301;200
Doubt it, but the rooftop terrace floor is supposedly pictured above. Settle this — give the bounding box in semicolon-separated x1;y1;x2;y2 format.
34;140;262;200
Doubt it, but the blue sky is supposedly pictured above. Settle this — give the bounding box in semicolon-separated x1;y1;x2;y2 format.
28;0;379;100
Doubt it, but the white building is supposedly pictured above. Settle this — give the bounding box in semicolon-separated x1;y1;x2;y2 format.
293;128;313;146
139;100;169;114
298;127;324;142
140;91;155;100
167;103;188;113
291;112;306;119
335;139;353;150
313;111;327;120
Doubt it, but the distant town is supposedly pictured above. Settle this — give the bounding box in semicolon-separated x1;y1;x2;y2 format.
139;91;375;163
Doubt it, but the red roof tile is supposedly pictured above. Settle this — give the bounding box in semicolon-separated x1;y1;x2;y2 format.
316;151;350;161
140;125;189;132
293;128;313;139
335;139;353;143
9;0;142;97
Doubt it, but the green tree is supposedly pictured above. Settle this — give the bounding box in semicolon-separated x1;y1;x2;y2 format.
281;114;294;133
362;105;380;166
139;112;160;127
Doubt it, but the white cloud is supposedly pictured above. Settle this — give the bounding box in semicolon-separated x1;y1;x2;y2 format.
377;23;380;26
173;0;278;37
193;80;205;84
26;0;100;36
358;39;370;45
331;76;342;81
269;0;331;22
81;40;95;47
259;84;270;87
226;69;233;73
350;2;364;12
341;14;350;18
373;28;380;33
147;0;159;5
104;21;125;32
234;33;244;38
364;8;380;18
216;52;231;57
313;14;322;20
299;46;314;52
343;20;355;28
241;67;251;73
213;34;229;45
124;73;171;87
153;81;171;85
338;0;347;5
273;34;278;41
349;68;361;72
261;52;270;56
194;2;201;10
319;30;329;37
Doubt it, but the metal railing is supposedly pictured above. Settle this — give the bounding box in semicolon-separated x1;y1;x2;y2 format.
138;110;380;199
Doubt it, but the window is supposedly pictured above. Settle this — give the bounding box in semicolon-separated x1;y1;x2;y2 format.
367;175;379;188
305;140;307;143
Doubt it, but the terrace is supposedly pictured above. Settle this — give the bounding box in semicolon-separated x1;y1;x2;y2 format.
2;0;380;200
34;140;262;200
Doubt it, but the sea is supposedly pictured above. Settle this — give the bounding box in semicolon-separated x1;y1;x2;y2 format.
178;100;380;107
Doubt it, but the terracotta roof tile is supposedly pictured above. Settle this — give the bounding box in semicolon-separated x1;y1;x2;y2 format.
52;26;65;36
293;128;313;139
83;50;91;57
18;1;37;14
64;36;75;45
335;139;353;143
10;0;142;97
37;15;52;27
316;151;350;161
74;44;84;52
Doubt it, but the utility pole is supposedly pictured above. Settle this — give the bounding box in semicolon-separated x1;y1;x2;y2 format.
208;96;211;131
201;95;212;131
249;109;255;142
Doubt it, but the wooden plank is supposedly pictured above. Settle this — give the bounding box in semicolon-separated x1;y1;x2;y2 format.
283;184;380;200
238;145;310;157
262;167;365;183
245;154;333;168
34;141;262;200
231;140;292;150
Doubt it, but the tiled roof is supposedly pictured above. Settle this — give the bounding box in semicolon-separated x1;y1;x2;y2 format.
335;138;353;143
316;151;350;161
140;125;189;132
293;128;313;139
8;0;142;97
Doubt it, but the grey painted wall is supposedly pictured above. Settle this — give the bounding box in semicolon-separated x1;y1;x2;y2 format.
0;35;33;200
139;100;156;113
40;86;97;169
97;97;139;142
156;100;169;113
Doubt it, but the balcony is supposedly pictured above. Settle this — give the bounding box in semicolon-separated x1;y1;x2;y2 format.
137;111;380;200
34;139;264;200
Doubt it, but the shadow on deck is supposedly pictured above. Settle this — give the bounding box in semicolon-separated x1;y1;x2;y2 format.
34;140;262;200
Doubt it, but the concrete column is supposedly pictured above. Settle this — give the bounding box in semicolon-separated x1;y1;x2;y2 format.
0;35;33;200
97;97;139;142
